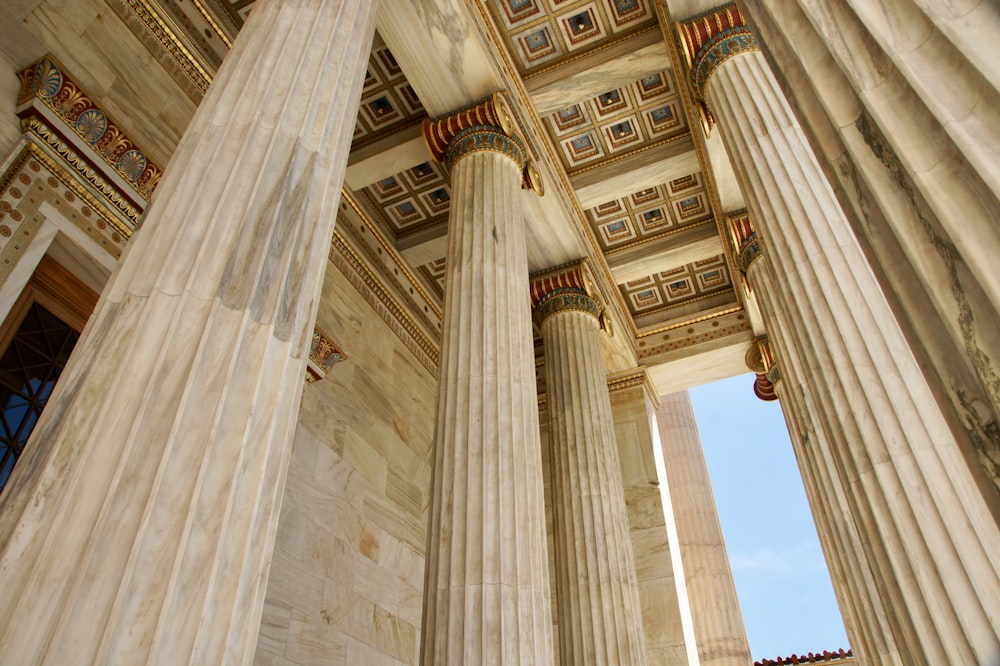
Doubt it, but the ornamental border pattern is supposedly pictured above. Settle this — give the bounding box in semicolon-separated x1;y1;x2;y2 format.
444;126;528;172
0;142;128;286
21;118;141;234
17;56;164;203
535;289;603;325
116;0;213;94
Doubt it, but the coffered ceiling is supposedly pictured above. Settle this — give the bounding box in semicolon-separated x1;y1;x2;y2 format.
110;0;756;392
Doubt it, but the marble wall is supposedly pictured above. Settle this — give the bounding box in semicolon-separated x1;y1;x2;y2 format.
611;386;695;665
254;254;437;666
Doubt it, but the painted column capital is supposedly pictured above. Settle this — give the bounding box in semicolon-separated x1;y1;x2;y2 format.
422;91;543;193
745;335;780;401
305;327;345;383
676;2;760;102
530;259;604;326
727;208;762;273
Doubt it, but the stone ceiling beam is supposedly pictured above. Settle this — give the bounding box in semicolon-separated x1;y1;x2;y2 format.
396;222;449;267
645;335;751;394
345;124;432;190
606;222;723;284
572;142;701;209
376;0;499;117
528;33;669;115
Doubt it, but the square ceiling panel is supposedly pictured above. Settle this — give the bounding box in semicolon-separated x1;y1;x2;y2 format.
361;161;450;237
489;0;656;75
545;71;685;173
353;43;426;149
587;171;712;252
619;255;732;318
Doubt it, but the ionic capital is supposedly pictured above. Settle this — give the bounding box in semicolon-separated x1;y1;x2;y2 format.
422;92;543;193
677;3;760;101
530;259;604;326
305;327;345;383
745;335;780;401
727;209;762;273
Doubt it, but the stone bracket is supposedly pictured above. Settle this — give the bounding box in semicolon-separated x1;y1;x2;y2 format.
305;327;345;383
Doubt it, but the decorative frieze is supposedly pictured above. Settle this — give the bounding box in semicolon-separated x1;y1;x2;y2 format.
0;142;130;265
17;56;164;203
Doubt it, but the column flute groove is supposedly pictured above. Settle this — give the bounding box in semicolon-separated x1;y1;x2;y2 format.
0;1;379;664
531;262;648;665
656;391;752;666
420;96;553;664
679;4;1000;663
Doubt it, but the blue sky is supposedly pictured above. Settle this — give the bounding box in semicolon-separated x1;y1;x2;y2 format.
688;373;849;661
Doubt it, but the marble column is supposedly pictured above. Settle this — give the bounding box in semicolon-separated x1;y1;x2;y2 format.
678;5;1000;664
656;391;751;666
420;95;553;664
742;327;897;662
738;0;1000;494
531;261;647;665
0;1;378;663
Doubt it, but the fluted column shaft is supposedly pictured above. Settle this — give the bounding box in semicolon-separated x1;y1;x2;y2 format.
0;1;377;664
421;131;553;664
766;346;909;664
698;26;1000;664
741;0;1000;504
740;228;912;663
656;391;751;666
540;298;647;665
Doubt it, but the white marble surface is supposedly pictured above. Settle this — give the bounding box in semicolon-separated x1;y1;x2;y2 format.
543;308;648;664
376;0;498;118
657;392;751;666
421;145;554;664
706;48;1000;665
256;255;435;666
610;388;697;665
0;1;378;663
741;0;1000;504
530;42;671;115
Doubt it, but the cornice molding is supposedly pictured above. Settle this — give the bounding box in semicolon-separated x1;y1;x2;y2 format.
16;56;164;206
607;367;661;409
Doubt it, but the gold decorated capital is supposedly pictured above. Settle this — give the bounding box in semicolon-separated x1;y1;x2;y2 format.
422;92;542;193
530;260;604;326
305;327;345;383
727;209;762;273
745;335;780;401
677;3;759;102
